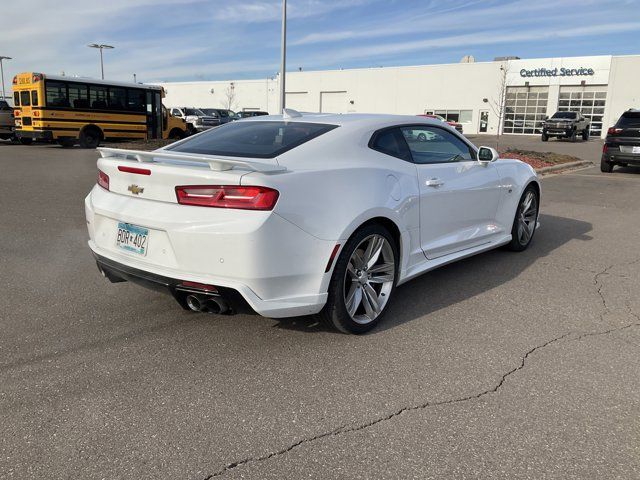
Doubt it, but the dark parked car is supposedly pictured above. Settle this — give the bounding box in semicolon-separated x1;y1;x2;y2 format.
601;109;640;173
200;109;239;124
542;111;590;142
237;111;269;118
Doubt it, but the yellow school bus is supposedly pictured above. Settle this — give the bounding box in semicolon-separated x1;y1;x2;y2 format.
12;72;187;147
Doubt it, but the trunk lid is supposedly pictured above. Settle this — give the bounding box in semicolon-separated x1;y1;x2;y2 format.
97;147;285;203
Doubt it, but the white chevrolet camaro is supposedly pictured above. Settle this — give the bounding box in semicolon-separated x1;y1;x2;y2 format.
85;111;540;333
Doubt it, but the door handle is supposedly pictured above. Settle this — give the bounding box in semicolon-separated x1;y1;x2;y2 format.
425;178;444;187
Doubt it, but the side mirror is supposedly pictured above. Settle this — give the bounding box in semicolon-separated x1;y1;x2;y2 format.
478;146;499;164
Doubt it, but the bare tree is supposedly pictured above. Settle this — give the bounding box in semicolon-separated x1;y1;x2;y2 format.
222;82;237;111
489;62;510;151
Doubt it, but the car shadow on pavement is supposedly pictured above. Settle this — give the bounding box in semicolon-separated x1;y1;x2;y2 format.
272;214;593;334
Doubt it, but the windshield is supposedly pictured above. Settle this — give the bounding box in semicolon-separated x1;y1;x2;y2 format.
617;112;640;128
184;108;205;116
551;112;577;119
168;120;338;158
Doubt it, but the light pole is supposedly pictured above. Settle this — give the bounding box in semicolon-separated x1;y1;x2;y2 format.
279;0;287;113
87;44;114;79
0;56;11;100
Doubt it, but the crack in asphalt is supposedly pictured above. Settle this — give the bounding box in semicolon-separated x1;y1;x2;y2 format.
204;259;640;479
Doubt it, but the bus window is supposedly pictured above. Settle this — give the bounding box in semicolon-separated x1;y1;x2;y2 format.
31;90;39;106
20;90;31;107
127;89;145;112
108;87;126;110
68;84;89;109
13;91;20;106
90;85;108;109
46;81;68;107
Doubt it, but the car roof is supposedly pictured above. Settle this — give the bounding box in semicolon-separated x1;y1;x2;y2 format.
243;112;445;131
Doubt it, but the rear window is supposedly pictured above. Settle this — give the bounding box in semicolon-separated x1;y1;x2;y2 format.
20;90;31;107
617;112;640;128
169;120;338;158
551;112;577;119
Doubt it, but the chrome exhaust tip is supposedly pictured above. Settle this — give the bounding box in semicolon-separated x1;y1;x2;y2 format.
185;294;203;312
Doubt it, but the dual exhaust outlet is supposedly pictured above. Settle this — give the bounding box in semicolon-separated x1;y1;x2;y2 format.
184;293;230;315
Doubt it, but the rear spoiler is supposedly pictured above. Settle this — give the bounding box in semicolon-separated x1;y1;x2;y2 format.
97;147;286;173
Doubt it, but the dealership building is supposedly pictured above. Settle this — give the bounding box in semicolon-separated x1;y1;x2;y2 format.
160;54;640;138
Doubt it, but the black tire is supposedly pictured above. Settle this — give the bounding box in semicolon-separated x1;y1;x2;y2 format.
600;158;614;173
569;129;577;142
320;224;398;334
168;128;185;140
58;138;75;148
79;127;102;148
19;137;33;145
582;128;589;141
506;185;539;252
417;132;427;142
541;132;549;142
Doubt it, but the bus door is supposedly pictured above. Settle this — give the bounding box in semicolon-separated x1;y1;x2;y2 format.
145;91;163;139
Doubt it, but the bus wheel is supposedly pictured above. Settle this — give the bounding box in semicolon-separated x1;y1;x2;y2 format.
19;138;33;145
168;128;185;140
58;138;75;148
79;127;102;149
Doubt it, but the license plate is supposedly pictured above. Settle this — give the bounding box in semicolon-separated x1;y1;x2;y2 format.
620;146;640;154
116;222;149;256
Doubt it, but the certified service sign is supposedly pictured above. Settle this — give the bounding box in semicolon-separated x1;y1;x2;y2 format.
520;67;595;78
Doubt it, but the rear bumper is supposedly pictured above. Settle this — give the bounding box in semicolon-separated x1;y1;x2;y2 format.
85;186;334;318
16;129;53;140
603;152;640;165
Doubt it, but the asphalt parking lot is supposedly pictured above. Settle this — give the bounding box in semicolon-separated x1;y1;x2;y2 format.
1;139;639;479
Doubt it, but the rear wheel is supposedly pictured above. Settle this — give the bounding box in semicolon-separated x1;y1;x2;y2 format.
600;158;614;173
79;127;102;148
582;128;590;141
320;224;398;334
417;132;427;142
541;132;549;142
507;185;539;252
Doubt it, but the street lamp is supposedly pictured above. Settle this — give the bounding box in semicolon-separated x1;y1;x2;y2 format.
279;0;287;113
87;44;114;80
0;56;11;100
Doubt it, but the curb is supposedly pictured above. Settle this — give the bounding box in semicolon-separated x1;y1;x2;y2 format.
535;160;593;174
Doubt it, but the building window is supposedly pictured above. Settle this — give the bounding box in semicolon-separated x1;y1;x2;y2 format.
503;86;549;135
427;109;473;123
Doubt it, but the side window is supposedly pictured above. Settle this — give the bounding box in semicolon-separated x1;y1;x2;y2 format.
45;81;68;107
13;91;20;106
68;84;89;108
127;89;146;112
400;126;475;164
31;90;38;106
370;128;410;161
20;90;31;107
108;87;126;110
89;85;108;109
171;108;181;116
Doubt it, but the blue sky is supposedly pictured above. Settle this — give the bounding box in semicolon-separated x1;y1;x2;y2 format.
1;0;640;85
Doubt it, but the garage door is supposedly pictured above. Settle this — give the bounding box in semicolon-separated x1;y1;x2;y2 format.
503;86;549;135
285;92;313;112
558;86;607;137
320;91;347;113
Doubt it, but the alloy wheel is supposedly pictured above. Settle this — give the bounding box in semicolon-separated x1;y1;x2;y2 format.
517;190;538;245
343;234;395;324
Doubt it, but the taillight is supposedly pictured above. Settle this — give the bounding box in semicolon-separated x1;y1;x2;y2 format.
118;165;151;175
175;185;279;210
608;127;623;135
97;169;109;190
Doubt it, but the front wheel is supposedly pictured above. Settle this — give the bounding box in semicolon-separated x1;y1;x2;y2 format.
541;132;549;142
320;225;398;334
507;185;539;252
569;129;577;142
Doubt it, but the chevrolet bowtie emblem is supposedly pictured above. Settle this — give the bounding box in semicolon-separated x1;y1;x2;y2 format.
128;184;144;195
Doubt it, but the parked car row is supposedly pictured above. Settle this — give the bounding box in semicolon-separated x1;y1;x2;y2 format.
169;107;269;134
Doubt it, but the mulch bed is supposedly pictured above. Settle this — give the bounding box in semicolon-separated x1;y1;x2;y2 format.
500;149;583;170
